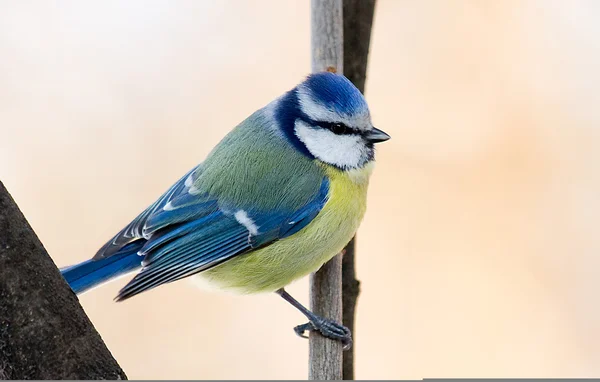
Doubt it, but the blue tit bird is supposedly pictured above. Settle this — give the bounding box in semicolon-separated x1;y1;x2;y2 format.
61;71;390;348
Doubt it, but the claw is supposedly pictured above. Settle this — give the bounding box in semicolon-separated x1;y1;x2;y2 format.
294;322;313;339
292;318;353;350
342;339;352;351
276;289;352;350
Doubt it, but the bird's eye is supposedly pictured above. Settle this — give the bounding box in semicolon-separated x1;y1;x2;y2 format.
329;123;347;135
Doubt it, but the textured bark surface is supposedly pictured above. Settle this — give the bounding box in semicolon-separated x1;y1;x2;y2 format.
311;0;344;75
341;237;360;380
310;0;344;380
343;0;376;94
0;181;127;380
309;257;344;380
341;1;377;379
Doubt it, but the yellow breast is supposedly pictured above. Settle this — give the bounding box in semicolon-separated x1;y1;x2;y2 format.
196;161;374;294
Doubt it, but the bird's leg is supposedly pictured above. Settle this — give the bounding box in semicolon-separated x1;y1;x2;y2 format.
275;288;352;350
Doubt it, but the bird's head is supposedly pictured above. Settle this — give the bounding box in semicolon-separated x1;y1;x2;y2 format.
275;72;390;171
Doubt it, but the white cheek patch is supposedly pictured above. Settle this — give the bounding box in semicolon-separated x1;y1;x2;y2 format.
294;120;367;169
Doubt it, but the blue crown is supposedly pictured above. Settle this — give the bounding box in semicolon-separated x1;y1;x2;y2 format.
302;72;368;117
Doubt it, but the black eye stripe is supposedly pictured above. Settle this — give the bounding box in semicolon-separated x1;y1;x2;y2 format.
298;114;360;135
319;122;358;135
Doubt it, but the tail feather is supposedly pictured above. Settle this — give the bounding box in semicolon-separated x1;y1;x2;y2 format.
61;241;144;295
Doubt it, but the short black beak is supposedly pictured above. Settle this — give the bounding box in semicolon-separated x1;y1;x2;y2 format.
364;127;391;143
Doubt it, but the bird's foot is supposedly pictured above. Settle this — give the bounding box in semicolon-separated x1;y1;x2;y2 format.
275;288;352;350
294;317;353;350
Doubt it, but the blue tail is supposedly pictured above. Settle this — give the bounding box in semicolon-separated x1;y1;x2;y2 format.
61;241;144;294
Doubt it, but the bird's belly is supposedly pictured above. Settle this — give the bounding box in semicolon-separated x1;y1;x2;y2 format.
194;164;371;294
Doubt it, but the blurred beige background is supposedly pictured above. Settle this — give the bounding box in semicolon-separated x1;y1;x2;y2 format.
2;0;600;379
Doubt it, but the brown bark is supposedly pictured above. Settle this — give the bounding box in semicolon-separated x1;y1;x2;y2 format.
0;181;127;380
310;0;345;379
342;0;377;379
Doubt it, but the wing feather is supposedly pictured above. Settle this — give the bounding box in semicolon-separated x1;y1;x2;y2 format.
101;170;329;301
94;167;200;259
115;211;250;300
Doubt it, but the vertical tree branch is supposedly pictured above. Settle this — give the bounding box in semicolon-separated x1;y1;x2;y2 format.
310;0;344;380
341;238;359;380
342;0;376;92
0;181;127;380
309;256;343;380
341;1;377;379
311;0;344;75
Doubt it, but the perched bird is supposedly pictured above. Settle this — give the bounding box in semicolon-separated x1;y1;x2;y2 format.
61;72;390;348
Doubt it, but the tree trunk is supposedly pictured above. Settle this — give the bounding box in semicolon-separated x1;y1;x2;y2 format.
341;1;377;379
309;0;344;380
0;181;127;380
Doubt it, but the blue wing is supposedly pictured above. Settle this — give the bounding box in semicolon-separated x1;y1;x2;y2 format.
112;176;330;301
94;167;200;259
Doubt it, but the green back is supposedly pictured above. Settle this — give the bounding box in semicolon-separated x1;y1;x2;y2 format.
195;108;325;212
